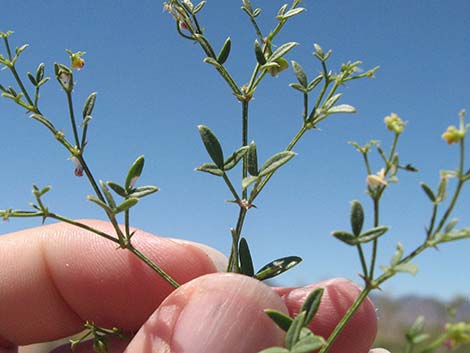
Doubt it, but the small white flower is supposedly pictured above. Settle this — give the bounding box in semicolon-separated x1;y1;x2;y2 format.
366;168;387;190
70;157;83;177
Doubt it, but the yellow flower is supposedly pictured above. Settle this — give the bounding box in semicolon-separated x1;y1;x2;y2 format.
442;125;465;144
366;168;387;190
68;51;86;70
384;113;406;134
445;322;470;346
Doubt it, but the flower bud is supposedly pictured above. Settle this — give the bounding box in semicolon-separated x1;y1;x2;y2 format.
384;113;406;134
70;157;84;177
442;125;465;144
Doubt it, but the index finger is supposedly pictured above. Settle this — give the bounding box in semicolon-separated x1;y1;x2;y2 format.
0;220;224;347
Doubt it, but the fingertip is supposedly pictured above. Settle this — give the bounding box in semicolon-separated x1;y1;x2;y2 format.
281;278;377;353
126;273;287;353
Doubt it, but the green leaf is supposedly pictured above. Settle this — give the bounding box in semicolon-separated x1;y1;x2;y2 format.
198;125;224;169
323;93;342;111
30;114;57;132
291;61;307;87
358;226;389;243
35;63;45;83
82;92;97;119
265;309;293;332
87;195;113;214
217;37;231;64
285;311;306;349
107;181;127;197
27;72;37;86
291;335;325;353
15;44;29;56
255;256;302;281
242;175;259;190
327;104;356;114
254;40;266;65
125;155;145;190
114;197;139;214
99;180;116;209
394;263;419;276
406;316;425;340
247;142;258;176
258;348;289;353
195;163;224;176
223;146;249;170
203;57;221;68
289;83;307;93
350;200;364;236
259;151;296;177
128;185;159;198
193;1;206;14
252;7;261;17
390;242;404;266
444;218;459;233
279;7;305;19
301;288;324;326
420;182;436;202
331;231;357;245
267;42;299;64
307;75;323;92
239;237;254;277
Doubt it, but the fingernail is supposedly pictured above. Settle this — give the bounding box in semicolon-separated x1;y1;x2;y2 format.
170;238;228;272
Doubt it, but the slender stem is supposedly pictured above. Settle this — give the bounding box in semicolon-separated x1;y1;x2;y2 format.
10;66;37;111
242;101;249;200
66;91;81;149
125;210;130;238
3;36;13;60
248;16;264;43
77;155;105;202
222;173;241;201
356;244;368;278
319;286;372;353
227;207;248;272
302;93;308;122
369;197;380;279
426;204;438;239
127;243;180;288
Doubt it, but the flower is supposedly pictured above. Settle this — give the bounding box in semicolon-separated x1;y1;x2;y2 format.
70;157;84;177
384;113;406;134
366;168;387;190
442;125;465;144
444;322;470;347
66;50;86;70
59;72;71;89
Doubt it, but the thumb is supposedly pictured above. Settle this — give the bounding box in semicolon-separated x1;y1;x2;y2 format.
125;273;287;353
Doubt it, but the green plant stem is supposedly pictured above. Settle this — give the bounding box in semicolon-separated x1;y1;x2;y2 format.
242;101;249;200
125;209;130;238
127;242;180;288
223;173;241;201
369;197;380;279
10;66;36;111
227;207;248;272
319;285;372;353
356;244;368;278
420;334;448;353
404;342;414;353
434;138;466;235
77;155;105;202
66;91;81;149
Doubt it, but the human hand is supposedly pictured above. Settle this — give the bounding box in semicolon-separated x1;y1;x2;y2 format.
0;221;389;353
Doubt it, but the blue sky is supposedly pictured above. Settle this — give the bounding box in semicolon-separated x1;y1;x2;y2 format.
1;1;470;300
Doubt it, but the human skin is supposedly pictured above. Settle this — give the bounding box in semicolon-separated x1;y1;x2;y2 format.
0;221;388;353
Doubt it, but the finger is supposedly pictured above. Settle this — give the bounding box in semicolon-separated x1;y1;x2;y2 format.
369;349;390;353
275;278;378;353
125;273;287;353
0;220;226;347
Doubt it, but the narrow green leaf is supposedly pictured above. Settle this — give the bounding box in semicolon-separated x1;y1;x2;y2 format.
420;182;436;202
265;309;293;332
358;226;389;243
258;348;289;353
15;44;29;55
37;77;50;87
280;7;305;19
350;200;364;236
125;155;145;190
390;242;403;266
99;180;116;209
259;151;296;177
239;237;254;277
307;75;323;92
87;195;113;214
394;263;419;276
128;185;159;198
198;125;224;169
323;93;342;111
301;288;324;326
255;256;302;281
27;72;37;86
277;4;288;17
195;163;224;176
247;142;258;176
291;335;325;353
107;181;127;197
30;114;56;132
82;92;97;119
289;83;307;93
291;61;307;87
328;104;356;114
203;57;221;68
268;42;299;63
254;40;266;65
444;218;459;233
223;146;249;170
35;63;45;82
252;8;261;17
216;37;231;64
242;175;259;190
412;333;431;345
114;197;139;214
285;311;306;349
331;231;357;245
193;1;206;13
